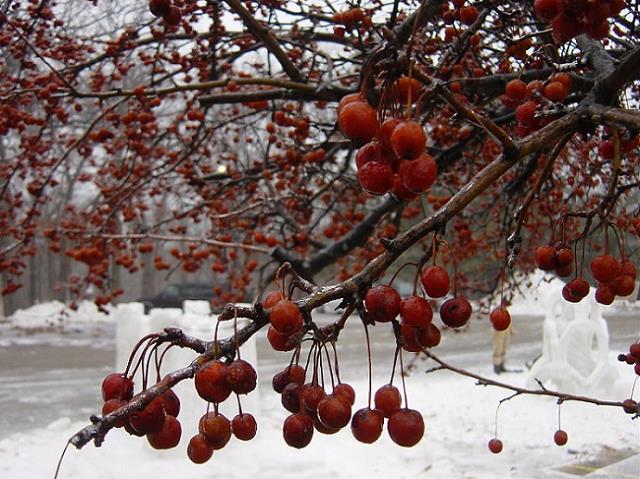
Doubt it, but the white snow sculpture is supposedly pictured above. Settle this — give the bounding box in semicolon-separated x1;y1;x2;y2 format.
526;287;623;399
115;300;260;455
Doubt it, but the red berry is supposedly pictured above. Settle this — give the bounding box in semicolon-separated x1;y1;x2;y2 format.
337;93;364;115
505;79;528;101
400;295;433;328
313;416;340;435
590;254;620;283
554;429;568;446
187;434;214;464
535;245;558;271
598;140;615;159
333;383;356;406
459;6;479;25
398;153;437;193
301;383;327;416
270;299;303;335
338;101;378;144
488;437;503;453
163;6;182;26
552;14;584;43
194;360;232;403
379;118;402;153
149;0;171;17
283;413;314;448
365;285;401;323
101;373;134;401
317;394;352;429
490;308;511;331
262;290;284;309
357;161;394;195
225;359;257;394
611;275;635;296
552;73;572;91
147;415;181;450
374;384;402;418
620;260;637;281
543;81;568;102
390;121;426;160
562;284;581;303
421;265;451;298
272;365;306;393
129;397;166;434
439;297;473;328
355;141;383;169
387;408;425;447
622;399;638;414
351;407;384;443
567;278;590;298
159;389;180;418
267;326;296;351
555;247;574;266
390;174;418;201
534;0;559;21
231;413;257;441
281;382;302;413
555;262;573;277
515;101;537;127
200;412;231;449
595;284;615;305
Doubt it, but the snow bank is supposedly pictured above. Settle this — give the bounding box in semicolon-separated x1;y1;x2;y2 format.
7;301;113;330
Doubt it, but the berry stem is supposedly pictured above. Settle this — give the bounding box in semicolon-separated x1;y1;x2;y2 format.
363;322;373;409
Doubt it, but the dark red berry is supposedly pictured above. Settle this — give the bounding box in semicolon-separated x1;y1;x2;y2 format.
400;295;433;328
226;359;257;395
129;397;166;434
439;297;473;328
490;308;511;331
317;394;352;429
351;407;384;443
147;415;181;450
283;413;314;448
374;384;402;418
187;434;214;464
200;412;231;450
101;373;134;401
488;437;503;453
554;429;568;446
421;266;450;298
270;299;303;335
387;408;424;447
231;413;257;441
195;360;232;403
365;285;401;323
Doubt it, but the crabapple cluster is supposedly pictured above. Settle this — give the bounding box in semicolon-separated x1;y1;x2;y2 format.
338;77;438;199
533;0;625;43
503;73;573;137
100;373;183;449
534;235;637;306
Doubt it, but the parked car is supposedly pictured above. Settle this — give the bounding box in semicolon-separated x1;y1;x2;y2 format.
139;283;215;313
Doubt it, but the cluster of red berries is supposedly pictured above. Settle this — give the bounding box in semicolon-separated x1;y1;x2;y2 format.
617;342;640;377
536;242;637;305
191;358;258;462
503;73;572;137
337;78;438;199
148;0;182;26
534;0;624;43
364;264;473;344
101;373;183;449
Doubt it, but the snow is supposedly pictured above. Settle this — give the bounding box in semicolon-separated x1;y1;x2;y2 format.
1;295;638;479
0;362;637;479
4;300;112;331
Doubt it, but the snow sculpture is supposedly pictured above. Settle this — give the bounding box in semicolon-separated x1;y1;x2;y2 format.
526;287;623;399
115;300;260;455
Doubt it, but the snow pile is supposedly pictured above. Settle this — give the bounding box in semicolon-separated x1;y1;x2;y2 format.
7;301;113;330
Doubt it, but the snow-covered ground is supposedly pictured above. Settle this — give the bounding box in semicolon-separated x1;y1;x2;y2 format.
0;299;638;479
